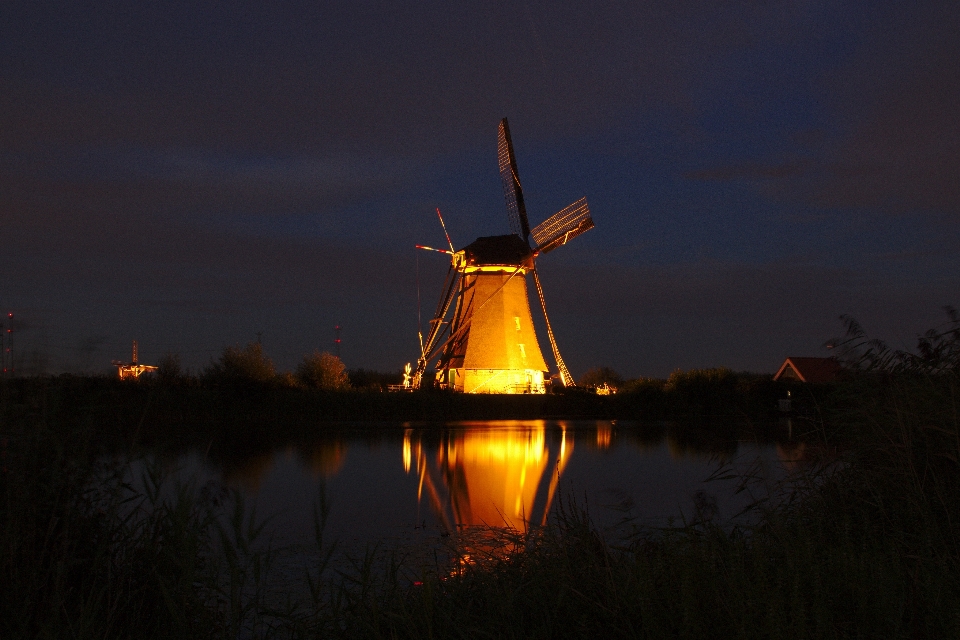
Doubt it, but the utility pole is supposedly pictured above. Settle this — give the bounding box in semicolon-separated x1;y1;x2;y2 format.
334;324;341;359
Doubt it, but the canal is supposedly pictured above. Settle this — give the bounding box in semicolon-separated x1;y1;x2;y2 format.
152;419;800;570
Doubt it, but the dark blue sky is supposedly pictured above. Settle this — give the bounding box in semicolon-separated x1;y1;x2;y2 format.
2;0;958;378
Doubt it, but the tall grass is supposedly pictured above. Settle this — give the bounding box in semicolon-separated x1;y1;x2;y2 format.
0;383;293;639
0;399;215;638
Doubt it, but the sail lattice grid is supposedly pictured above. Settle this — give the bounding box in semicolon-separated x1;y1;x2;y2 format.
531;198;594;253
498;120;529;241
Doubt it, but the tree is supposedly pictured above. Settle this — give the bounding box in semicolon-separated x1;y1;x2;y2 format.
156;353;183;383
206;342;276;383
578;366;624;389
296;351;350;390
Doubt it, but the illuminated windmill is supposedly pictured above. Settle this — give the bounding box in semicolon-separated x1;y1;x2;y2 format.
414;118;594;393
111;340;158;380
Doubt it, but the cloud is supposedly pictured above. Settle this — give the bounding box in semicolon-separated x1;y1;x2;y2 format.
0;144;412;218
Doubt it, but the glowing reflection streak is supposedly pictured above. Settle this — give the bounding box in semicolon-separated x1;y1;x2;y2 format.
541;424;573;526
417;449;453;532
596;423;612;449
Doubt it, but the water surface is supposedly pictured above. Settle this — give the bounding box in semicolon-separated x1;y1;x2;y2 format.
162;420;798;559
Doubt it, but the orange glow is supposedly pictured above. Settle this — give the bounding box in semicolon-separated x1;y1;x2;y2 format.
447;272;549;394
300;441;347;477
407;422;574;533
116;363;158;380
445;427;547;529
403;429;412;473
596;423;612;449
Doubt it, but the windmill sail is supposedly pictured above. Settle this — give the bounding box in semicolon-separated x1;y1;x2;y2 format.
531;197;594;254
532;267;574;387
498;118;531;244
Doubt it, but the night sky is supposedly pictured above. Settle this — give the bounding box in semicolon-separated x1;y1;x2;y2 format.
2;1;958;378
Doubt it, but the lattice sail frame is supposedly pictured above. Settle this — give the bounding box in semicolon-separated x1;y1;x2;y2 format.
531;267;574;387
497;119;531;243
531;197;594;254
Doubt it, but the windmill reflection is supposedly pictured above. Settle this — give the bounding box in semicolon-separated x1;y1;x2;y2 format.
404;422;573;533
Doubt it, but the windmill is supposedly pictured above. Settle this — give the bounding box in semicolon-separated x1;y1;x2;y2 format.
111;340;158;380
413;118;594;393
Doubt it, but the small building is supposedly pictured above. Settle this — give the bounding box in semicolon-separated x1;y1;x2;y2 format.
774;357;841;383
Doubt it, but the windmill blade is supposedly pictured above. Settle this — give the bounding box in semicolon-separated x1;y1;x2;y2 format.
531;197;594;254
414;265;460;388
531;266;575;387
498;118;532;244
416;244;454;255
435;208;455;252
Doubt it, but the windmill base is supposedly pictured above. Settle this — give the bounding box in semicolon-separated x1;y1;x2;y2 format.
445;368;546;394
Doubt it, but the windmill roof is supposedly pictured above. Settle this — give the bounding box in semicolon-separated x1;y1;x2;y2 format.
461;234;533;267
774;357;842;383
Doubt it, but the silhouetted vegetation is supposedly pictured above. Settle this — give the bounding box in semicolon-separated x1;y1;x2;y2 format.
347;368;404;390
204;341;276;383
156;352;183;382
578;366;624;389
296;351;350;390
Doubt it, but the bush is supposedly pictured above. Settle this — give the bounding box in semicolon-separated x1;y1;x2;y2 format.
296;351;350;390
205;343;275;383
620;376;666;394
578;366;624;389
156;353;183;383
663;367;738;415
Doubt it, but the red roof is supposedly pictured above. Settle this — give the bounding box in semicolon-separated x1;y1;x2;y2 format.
774;357;842;383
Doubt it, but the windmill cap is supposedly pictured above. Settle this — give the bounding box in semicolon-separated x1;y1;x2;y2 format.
460;235;534;268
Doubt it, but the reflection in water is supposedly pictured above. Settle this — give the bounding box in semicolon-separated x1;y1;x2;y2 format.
298;441;347;477
137;419;796;574
596;423;612;449
666;427;739;461
219;441;347;491
221;452;275;492
776;440;808;472
404;421;576;532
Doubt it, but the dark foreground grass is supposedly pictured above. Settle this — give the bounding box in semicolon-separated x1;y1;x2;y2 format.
2;370;958;638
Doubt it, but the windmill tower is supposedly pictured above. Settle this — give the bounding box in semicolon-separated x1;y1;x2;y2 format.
414;118;594;393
